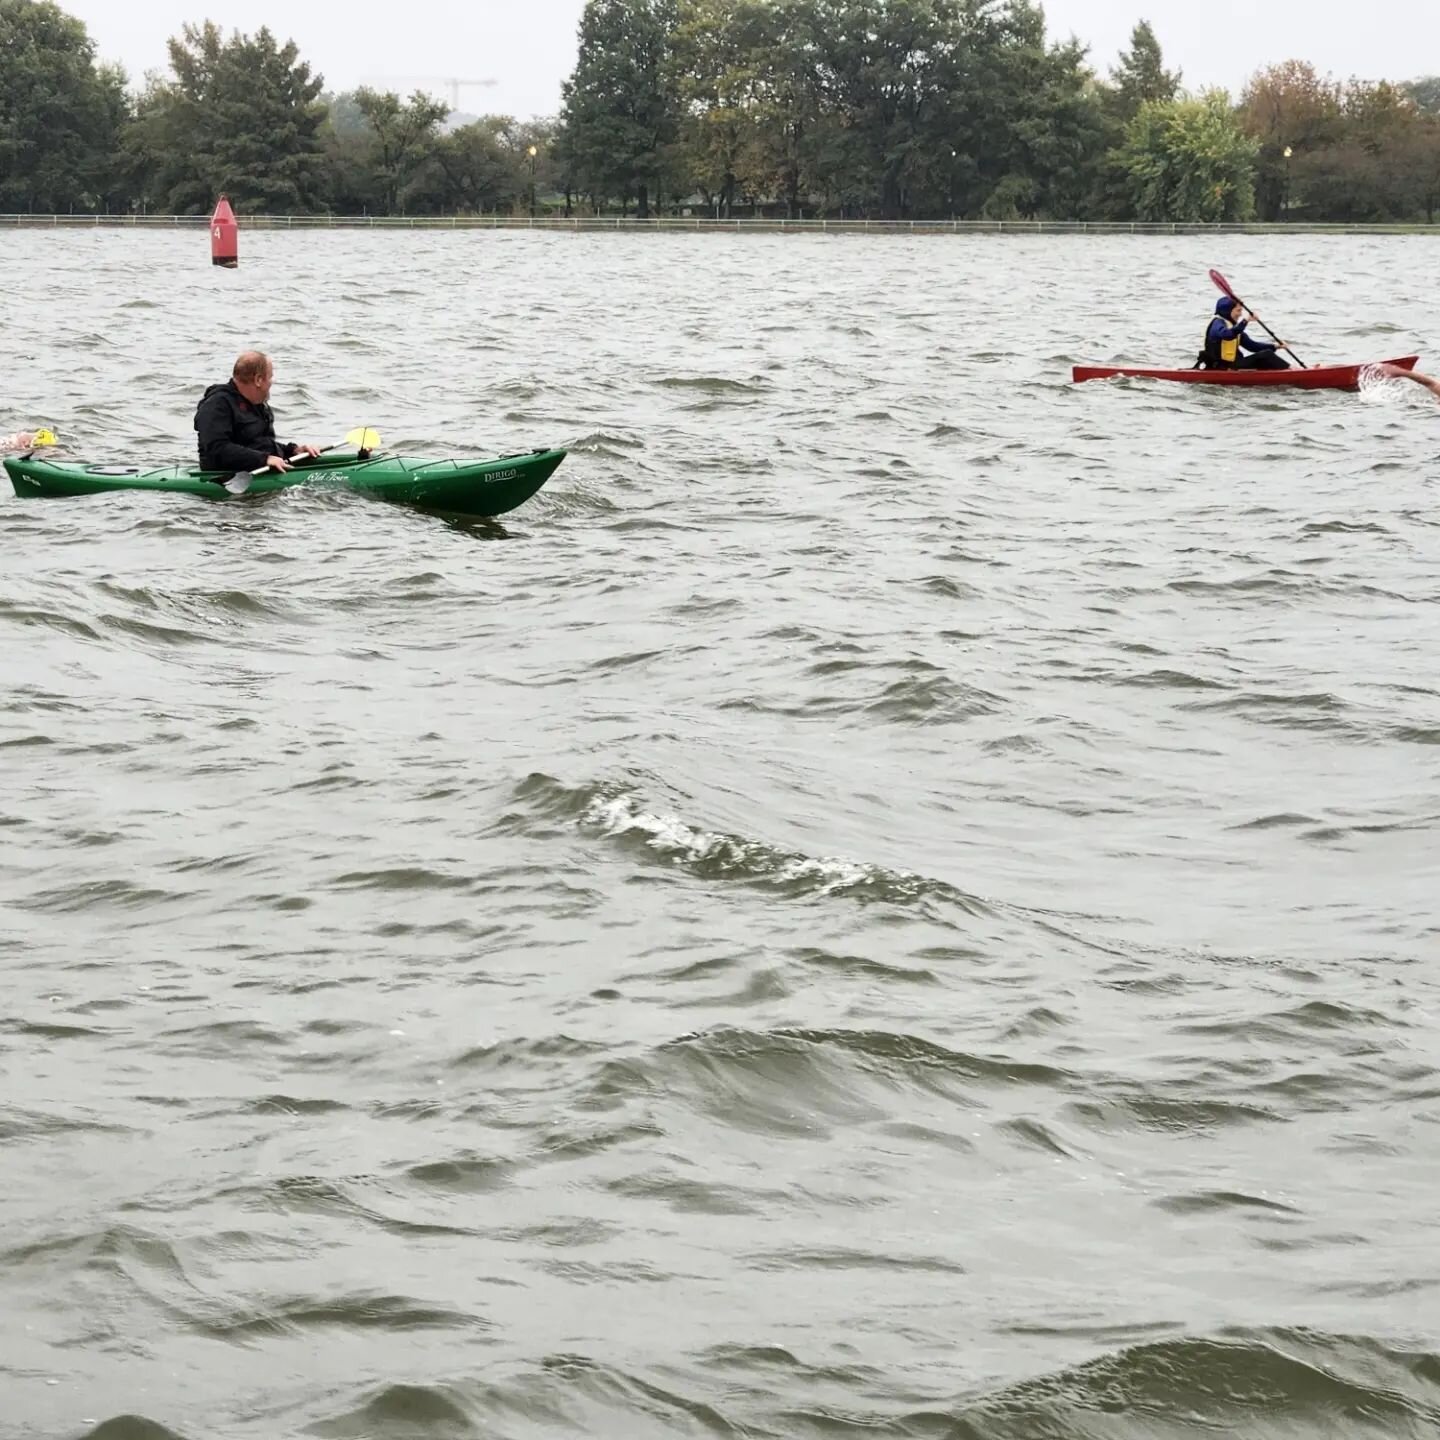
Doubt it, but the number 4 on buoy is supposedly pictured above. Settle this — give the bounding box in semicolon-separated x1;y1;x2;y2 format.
210;195;238;269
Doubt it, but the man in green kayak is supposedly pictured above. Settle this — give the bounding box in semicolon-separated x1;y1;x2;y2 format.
195;351;320;475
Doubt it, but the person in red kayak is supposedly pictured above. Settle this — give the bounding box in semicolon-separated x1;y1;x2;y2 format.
194;351;321;475
1202;297;1289;371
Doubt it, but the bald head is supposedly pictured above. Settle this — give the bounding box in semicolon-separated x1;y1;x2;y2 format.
231;351;275;404
232;351;272;384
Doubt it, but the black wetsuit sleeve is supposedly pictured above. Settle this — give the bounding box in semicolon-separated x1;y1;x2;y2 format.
195;391;272;472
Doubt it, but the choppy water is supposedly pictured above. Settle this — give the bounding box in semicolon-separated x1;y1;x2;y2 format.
3;230;1439;1440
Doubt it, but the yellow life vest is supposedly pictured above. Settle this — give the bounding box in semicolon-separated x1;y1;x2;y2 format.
1205;316;1244;368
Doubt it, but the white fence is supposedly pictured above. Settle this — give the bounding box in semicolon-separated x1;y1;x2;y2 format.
3;214;1438;235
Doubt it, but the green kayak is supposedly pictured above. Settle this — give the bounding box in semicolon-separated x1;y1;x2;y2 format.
3;447;566;519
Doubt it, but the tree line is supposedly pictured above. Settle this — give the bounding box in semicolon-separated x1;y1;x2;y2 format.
3;0;1439;223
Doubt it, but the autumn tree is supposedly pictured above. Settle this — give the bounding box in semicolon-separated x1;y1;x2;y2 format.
1239;60;1342;219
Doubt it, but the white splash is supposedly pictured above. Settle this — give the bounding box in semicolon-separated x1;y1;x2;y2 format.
580;791;914;897
1355;364;1406;402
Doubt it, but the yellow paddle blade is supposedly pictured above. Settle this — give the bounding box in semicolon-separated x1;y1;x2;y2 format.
344;427;381;450
33;428;57;447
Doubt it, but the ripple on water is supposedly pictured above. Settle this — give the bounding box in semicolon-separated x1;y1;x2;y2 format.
2;230;1438;1440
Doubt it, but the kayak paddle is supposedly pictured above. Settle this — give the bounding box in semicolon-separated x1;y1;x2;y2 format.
1209;269;1307;368
224;427;382;496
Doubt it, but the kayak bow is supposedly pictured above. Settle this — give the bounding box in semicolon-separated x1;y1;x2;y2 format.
3;447;567;518
1071;356;1418;390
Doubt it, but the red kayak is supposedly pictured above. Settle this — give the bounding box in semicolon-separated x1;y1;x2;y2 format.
1072;356;1418;390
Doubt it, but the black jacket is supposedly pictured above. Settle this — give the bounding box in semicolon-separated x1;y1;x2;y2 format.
194;380;297;472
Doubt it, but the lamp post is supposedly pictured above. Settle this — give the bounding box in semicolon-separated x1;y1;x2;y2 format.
528;145;538;219
1283;145;1293;220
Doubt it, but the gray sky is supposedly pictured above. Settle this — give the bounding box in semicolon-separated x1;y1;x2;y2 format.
63;0;1440;120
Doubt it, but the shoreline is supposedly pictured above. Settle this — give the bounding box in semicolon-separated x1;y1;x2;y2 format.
4;213;1440;236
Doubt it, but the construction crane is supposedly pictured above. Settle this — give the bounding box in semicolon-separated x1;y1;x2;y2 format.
363;76;499;111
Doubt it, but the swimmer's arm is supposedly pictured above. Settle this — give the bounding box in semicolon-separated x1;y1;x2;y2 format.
1378;364;1440;401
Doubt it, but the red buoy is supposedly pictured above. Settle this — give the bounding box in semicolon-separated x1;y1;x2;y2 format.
210;195;238;269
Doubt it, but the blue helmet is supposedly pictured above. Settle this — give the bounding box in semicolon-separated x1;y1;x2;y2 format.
1215;295;1240;316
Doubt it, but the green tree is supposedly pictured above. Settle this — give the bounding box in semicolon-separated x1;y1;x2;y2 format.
559;0;678;216
323;90;371;139
807;0;960;220
129;21;326;213
512;116;565;214
352;88;450;213
668;0;768;216
403;115;562;215
1119;90;1258;222
762;0;827;215
957;3;1111;220
318;93;382;212
1015;39;1111;218
1107;19;1180;122
400;117;520;213
91;63;134;210
1404;76;1440;116
1085;17;1183;216
0;0;130;211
